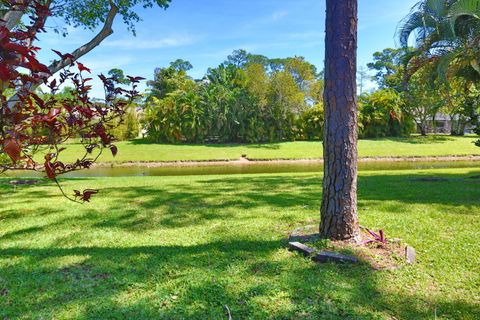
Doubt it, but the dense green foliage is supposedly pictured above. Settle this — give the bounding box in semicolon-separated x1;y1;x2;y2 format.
44;0;171;34
366;46;480;136
1;168;479;318
142;50;423;144
141;43;478;143
111;107;140;141
143;53;323;143
397;0;480;137
297;103;324;140
359;89;415;138
367;48;407;91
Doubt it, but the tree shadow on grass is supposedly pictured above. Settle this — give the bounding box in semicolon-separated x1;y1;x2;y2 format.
243;143;282;150
1;171;479;239
5;170;475;235
127;138;284;150
0;170;479;318
0;241;478;319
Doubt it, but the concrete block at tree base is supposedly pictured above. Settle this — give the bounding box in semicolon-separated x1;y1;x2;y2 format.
312;251;359;264
288;242;316;257
405;246;416;264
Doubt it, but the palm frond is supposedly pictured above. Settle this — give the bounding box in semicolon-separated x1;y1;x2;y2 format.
397;11;428;46
449;0;480;28
425;0;449;17
436;50;459;81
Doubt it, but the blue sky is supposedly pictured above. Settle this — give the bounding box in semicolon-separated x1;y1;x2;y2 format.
37;0;419;97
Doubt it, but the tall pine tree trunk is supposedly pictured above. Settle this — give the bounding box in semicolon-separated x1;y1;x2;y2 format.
320;0;360;241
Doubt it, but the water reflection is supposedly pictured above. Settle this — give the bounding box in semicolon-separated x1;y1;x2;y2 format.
3;160;479;178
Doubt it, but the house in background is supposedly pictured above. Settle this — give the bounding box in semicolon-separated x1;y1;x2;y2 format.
417;113;476;135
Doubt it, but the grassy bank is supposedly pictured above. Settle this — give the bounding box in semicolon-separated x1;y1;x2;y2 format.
1;168;479;319
52;135;480;164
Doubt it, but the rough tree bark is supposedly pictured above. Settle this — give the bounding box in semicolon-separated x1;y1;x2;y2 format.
320;0;360;241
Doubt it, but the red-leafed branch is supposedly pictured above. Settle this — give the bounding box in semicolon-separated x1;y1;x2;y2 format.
0;2;143;203
1;0;32;31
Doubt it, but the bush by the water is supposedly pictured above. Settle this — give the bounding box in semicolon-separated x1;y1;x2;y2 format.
142;52;324;143
140;52;413;144
359;89;415;138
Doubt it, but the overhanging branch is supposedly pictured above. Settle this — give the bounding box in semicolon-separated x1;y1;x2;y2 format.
48;2;119;74
1;0;32;30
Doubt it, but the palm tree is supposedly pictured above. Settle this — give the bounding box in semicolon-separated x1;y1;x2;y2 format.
397;0;480;80
398;0;480;139
320;0;360;241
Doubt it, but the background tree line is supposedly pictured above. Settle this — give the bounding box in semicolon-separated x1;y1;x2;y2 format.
142;50;324;143
141;50;418;144
364;46;480;137
64;46;480;144
393;0;480;137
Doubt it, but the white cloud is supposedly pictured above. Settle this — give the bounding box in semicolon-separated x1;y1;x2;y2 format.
270;10;289;22
243;9;290;29
103;34;200;50
80;56;135;72
286;32;323;40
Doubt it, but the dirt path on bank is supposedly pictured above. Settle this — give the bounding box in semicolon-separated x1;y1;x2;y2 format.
93;155;480;168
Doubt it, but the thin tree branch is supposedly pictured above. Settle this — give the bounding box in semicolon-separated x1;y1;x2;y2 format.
6;1;118;107
48;1;119;74
1;0;32;30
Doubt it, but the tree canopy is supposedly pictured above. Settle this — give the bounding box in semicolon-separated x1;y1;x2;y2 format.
397;0;480;137
143;51;324;143
1;0;171;75
0;0;142;201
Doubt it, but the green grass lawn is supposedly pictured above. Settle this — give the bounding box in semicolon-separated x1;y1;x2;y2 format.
52;135;480;164
0;168;479;319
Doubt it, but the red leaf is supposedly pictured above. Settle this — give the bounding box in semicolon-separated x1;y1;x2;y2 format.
0;65;13;81
110;145;118;157
3;139;22;163
52;49;63;58
0;27;8;41
364;228;388;245
44;160;56;179
77;62;91;73
3;42;30;56
30;92;45;108
25;58;50;74
53;161;65;170
64;53;75;60
74;189;99;202
127;76;146;83
94;124;111;145
86;144;98;154
48;78;57;90
52;49;75;62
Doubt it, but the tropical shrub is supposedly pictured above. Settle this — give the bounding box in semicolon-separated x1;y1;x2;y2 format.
297;103;324;140
143;54;321;143
359;89;415;138
111;106;140;141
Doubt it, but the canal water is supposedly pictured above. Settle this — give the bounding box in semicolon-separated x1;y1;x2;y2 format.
3;160;479;178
